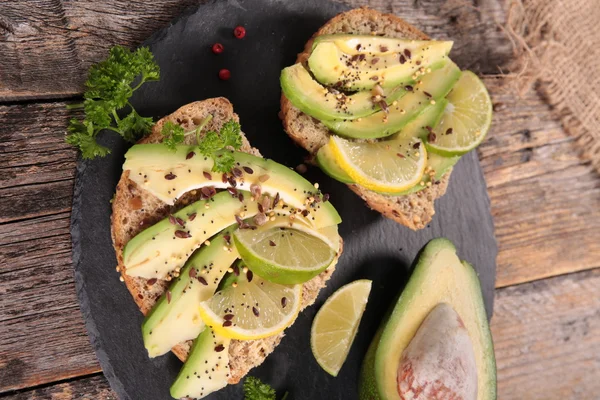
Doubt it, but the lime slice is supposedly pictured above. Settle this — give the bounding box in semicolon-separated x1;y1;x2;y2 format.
425;71;492;155
328;135;427;194
198;270;302;340
234;224;337;285
311;280;372;376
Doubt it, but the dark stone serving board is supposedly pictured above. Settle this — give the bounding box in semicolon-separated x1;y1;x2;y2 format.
70;0;497;398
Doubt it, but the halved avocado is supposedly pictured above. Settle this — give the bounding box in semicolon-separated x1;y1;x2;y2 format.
142;228;239;358
359;238;496;400
308;39;453;91
322;60;461;139
124;145;341;229
170;327;231;399
281;63;405;121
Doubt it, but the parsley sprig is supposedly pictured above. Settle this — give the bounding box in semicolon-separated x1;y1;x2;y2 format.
160;117;242;173
66;46;159;159
244;376;288;400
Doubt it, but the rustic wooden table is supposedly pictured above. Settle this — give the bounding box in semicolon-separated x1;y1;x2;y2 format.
1;0;599;399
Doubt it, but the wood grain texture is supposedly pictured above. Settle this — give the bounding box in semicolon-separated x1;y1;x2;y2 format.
491;268;600;399
2;374;114;400
0;0;512;101
480;77;600;288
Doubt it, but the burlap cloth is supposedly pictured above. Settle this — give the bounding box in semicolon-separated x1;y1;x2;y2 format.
505;0;600;173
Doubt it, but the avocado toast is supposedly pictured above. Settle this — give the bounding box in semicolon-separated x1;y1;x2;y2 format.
280;8;492;230
111;97;343;397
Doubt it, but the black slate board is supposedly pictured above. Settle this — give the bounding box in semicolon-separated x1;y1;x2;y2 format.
71;0;497;398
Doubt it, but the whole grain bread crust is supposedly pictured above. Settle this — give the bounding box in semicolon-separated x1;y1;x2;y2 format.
111;97;341;384
280;7;452;230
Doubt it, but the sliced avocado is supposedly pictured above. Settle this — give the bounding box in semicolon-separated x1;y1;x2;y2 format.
308;39;453;91
123;191;257;279
124;146;341;229
281;63;405;121
142;228;239;358
170;327;231;399
316;144;354;184
312;35;432;55
359;238;496;400
322;60;461;139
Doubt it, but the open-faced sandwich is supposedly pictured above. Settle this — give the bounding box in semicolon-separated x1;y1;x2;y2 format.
111;97;343;398
280;8;492;230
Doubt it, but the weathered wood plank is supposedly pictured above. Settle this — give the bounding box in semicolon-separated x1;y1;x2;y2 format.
479;77;600;288
491;268;600;399
0;0;512;101
2;374;115;400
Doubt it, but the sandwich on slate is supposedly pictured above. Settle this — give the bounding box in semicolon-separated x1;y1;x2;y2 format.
280;8;492;230
111;97;342;398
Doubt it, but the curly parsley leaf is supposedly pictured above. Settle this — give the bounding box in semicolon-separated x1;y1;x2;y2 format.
243;376;276;400
66;45;159;159
196;119;242;173
160;121;186;151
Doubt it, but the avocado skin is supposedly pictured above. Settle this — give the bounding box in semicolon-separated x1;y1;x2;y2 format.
358;238;497;400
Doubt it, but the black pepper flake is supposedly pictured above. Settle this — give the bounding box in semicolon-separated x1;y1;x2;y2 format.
269;240;276;247
412;142;421;149
198;277;208;286
165;172;177;180
147;278;157;286
404;48;412;59
214;344;225;352
203;171;212;180
243;166;253;174
175;230;191;238
186;151;195;160
446;128;453;135
404;85;414;92
223;320;233;327
399;54;406;64
188;213;197;221
252;307;260;317
428;132;437;143
246;270;253;282
167;291;172;304
281;297;287;308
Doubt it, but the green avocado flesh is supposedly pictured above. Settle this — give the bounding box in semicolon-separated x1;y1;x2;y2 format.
308;38;453;91
321;60;461;139
312;35;433;55
170;327;231;399
123;191;256;279
281;63;405;121
142;228;239;358
359;238;496;400
124;145;340;229
316;144;354;184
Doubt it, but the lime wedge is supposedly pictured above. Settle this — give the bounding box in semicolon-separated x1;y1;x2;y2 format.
328;135;427;194
425;71;492;155
233;224;337;285
198;269;302;340
311;280;372;376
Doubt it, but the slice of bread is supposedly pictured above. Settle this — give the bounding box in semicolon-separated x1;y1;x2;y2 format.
111;97;341;384
280;7;451;230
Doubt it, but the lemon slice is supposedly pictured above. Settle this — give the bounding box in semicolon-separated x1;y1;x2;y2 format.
198;270;302;340
311;280;372;376
329;135;427;194
234;224;337;285
425;71;492;155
